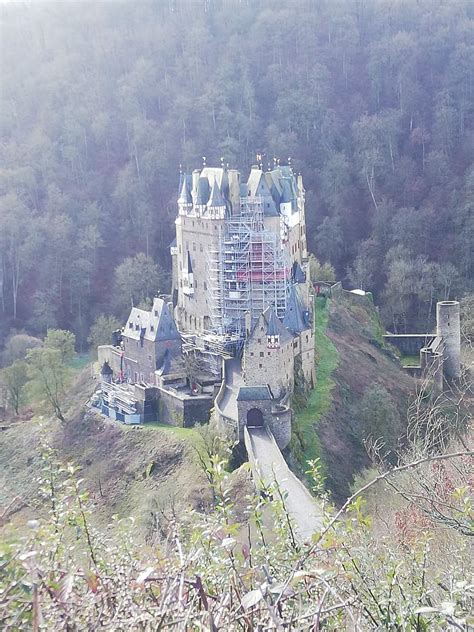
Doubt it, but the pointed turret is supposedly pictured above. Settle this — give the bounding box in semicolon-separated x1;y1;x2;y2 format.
265;306;280;336
207;177;226;218
283;284;308;334
178;175;192;209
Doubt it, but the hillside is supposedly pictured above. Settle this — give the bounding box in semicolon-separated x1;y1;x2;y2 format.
292;290;414;500
1;291;415;533
0;367;225;539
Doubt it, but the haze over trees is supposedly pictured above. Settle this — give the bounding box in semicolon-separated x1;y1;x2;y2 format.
0;0;473;350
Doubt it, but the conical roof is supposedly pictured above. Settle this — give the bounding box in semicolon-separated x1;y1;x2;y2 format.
264;305;280;336
207;177;226;207
100;360;113;376
283;283;307;333
178;175;192;205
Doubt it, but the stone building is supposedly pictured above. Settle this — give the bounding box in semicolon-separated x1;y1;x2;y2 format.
98;164;314;449
121;297;182;384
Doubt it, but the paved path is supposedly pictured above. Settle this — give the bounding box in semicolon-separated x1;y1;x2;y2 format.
245;426;323;543
219;358;242;422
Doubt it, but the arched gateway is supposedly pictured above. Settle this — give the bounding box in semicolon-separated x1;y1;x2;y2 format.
246;407;264;427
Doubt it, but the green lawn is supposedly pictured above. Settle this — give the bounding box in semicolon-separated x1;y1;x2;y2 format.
292;297;339;470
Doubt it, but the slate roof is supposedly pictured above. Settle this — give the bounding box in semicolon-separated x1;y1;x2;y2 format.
207;177;226;207
178;174;192;205
246;167;279;216
124;298;180;343
195;177;210;205
237;385;273;401
265;306;280;336
283;283;310;334
100;361;113;375
292;261;306;283
248;306;293;345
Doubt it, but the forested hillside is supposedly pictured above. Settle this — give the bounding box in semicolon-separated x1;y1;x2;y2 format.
1;0;473;349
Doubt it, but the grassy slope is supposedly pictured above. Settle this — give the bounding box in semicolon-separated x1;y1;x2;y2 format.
0;364;215;537
291;297;339;471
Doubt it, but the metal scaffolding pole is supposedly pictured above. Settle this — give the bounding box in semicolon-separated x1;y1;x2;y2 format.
206;196;289;340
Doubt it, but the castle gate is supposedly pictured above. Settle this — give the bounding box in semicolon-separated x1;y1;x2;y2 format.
247;407;264;427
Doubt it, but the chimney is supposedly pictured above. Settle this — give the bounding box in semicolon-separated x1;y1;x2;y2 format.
192;169;201;205
297;174;304;193
228;169;241;215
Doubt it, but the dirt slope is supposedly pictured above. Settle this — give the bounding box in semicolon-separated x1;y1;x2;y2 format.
294;291;414;502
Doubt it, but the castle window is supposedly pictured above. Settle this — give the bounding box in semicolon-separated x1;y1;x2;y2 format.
260;351;264;357
257;338;261;344
268;334;280;348
306;334;309;342
200;243;203;252
259;363;263;368
250;352;254;356
154;310;158;317
193;242;196;251
150;325;154;332
135;324;140;331
129;322;133;329
204;281;207;290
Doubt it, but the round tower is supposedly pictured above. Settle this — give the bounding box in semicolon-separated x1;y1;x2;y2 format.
436;301;461;380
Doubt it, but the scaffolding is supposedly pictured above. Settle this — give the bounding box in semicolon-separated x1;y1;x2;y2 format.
207;196;289;338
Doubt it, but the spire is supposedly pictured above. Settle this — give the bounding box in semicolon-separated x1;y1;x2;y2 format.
283;284;307;333
265;306;280;336
178;175;192;206
207;177;226;208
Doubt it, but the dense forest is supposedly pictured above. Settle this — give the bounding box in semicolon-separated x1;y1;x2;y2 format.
1;0;473;350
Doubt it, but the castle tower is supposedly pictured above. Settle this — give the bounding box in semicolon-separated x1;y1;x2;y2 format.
436;301;461;380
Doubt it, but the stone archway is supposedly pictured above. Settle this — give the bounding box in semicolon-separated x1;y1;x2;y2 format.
246;407;264;428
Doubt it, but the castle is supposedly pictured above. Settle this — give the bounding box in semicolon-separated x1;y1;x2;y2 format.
97;164;314;448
